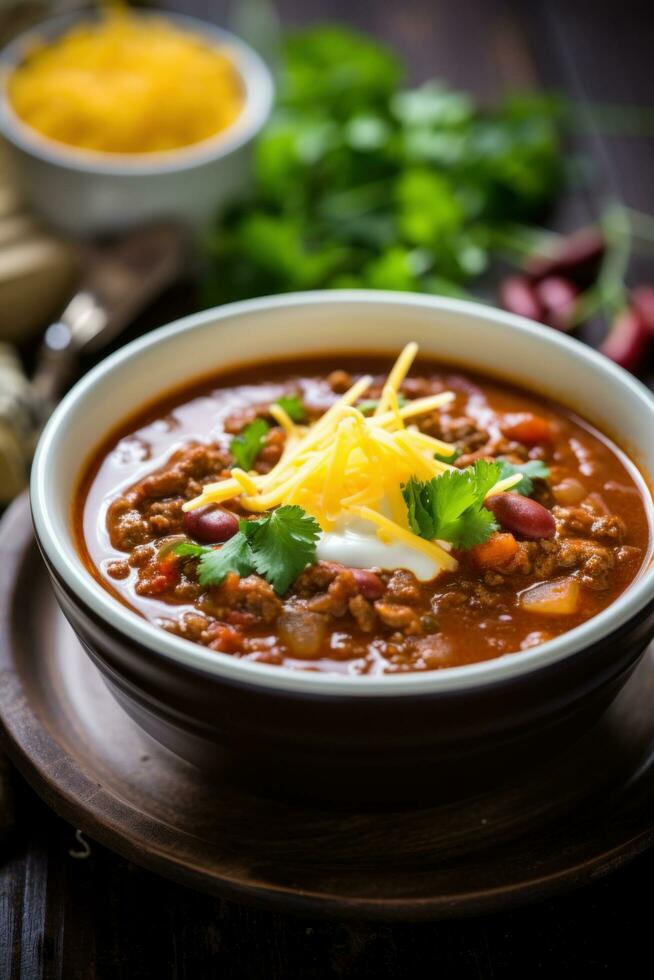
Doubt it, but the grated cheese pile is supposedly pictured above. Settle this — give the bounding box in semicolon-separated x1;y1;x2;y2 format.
184;344;521;574
8;9;244;154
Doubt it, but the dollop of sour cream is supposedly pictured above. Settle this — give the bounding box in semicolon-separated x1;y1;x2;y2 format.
316;515;442;582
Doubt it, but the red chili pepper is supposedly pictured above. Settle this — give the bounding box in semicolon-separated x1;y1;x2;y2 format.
498;276;543;322
525;226;605;287
533;276;578;331
599;308;650;372
632;286;654;336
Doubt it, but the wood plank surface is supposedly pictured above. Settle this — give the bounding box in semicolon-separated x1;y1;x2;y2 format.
1;0;653;976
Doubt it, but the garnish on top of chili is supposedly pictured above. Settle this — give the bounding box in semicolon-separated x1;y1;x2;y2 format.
77;347;650;675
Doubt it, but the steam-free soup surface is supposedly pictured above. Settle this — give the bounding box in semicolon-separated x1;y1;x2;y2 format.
77;355;650;675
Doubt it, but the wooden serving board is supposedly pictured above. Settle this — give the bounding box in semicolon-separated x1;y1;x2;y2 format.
1;494;653;920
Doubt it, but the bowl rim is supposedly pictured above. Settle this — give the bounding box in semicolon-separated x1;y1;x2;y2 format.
0;9;274;176
31;290;654;698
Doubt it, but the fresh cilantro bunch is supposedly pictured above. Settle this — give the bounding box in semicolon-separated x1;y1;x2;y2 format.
174;505;321;595
403;459;503;549
204;26;565;305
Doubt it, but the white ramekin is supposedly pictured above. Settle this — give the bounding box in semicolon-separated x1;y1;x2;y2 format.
0;11;274;236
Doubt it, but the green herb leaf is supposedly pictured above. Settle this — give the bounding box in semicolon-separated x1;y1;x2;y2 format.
275;394;306;423
230;418;270;471
201;26;566;310
174;506;322;595
451;505;498;549
173;542;207;558
241;505;321;595
497;459;550;497
174;535;254;588
402;459;501;549
434;448;460;464
356;393;407;416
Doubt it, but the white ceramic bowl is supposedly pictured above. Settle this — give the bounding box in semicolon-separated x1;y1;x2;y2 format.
29;291;654;797
0;11;274;236
32;290;654;695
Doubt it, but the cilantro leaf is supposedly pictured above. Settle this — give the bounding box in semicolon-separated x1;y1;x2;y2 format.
469;459;504;499
241;505;321;595
403;476;437;539
449;503;498;549
175;505;321;595
275;394;306;423
402;459;501;549
173;542;208;558
202;26;565;310
434;448;460;464
356;394;407;416
497;459;550;497
230;418;269;471
174;535;254;587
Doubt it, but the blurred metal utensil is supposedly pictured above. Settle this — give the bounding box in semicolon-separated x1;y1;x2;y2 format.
0;222;188;503
32;223;188;408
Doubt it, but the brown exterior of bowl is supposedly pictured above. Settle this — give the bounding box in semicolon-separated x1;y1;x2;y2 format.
44;552;654;804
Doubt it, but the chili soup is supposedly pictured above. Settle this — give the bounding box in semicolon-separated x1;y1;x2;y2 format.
76;345;649;675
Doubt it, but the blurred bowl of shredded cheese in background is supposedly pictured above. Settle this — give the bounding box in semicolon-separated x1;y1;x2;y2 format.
0;7;274;235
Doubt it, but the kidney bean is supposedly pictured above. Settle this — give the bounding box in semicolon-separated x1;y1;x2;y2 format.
183;505;239;544
484;493;556;540
351;568;385;600
498;276;543;322
525;226;605;287
599;308;650;373
534;276;578;331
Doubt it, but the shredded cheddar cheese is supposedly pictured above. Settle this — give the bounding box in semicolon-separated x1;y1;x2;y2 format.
8;9;244;154
183;344;522;574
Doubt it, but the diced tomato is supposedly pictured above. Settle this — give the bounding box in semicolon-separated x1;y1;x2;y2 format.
501;413;552;446
220;571;242;594
142;574;168;595
208;624;244;653
144;556;180;595
225;610;257;627
157;555;179;581
470;532;519;568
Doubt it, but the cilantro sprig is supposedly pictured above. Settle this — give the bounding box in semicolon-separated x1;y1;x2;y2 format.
275;394;306;423
229;397;307;470
174;505;321;595
175;536;254;587
434;448;460;464
356;394;407;416
203;27;565;307
230;418;269;471
402;459;502;549
496;459;550;497
241;505;320;594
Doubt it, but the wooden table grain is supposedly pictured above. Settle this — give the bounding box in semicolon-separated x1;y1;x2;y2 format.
1;0;653;976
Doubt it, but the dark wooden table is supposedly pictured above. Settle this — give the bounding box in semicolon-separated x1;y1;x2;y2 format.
2;0;654;976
